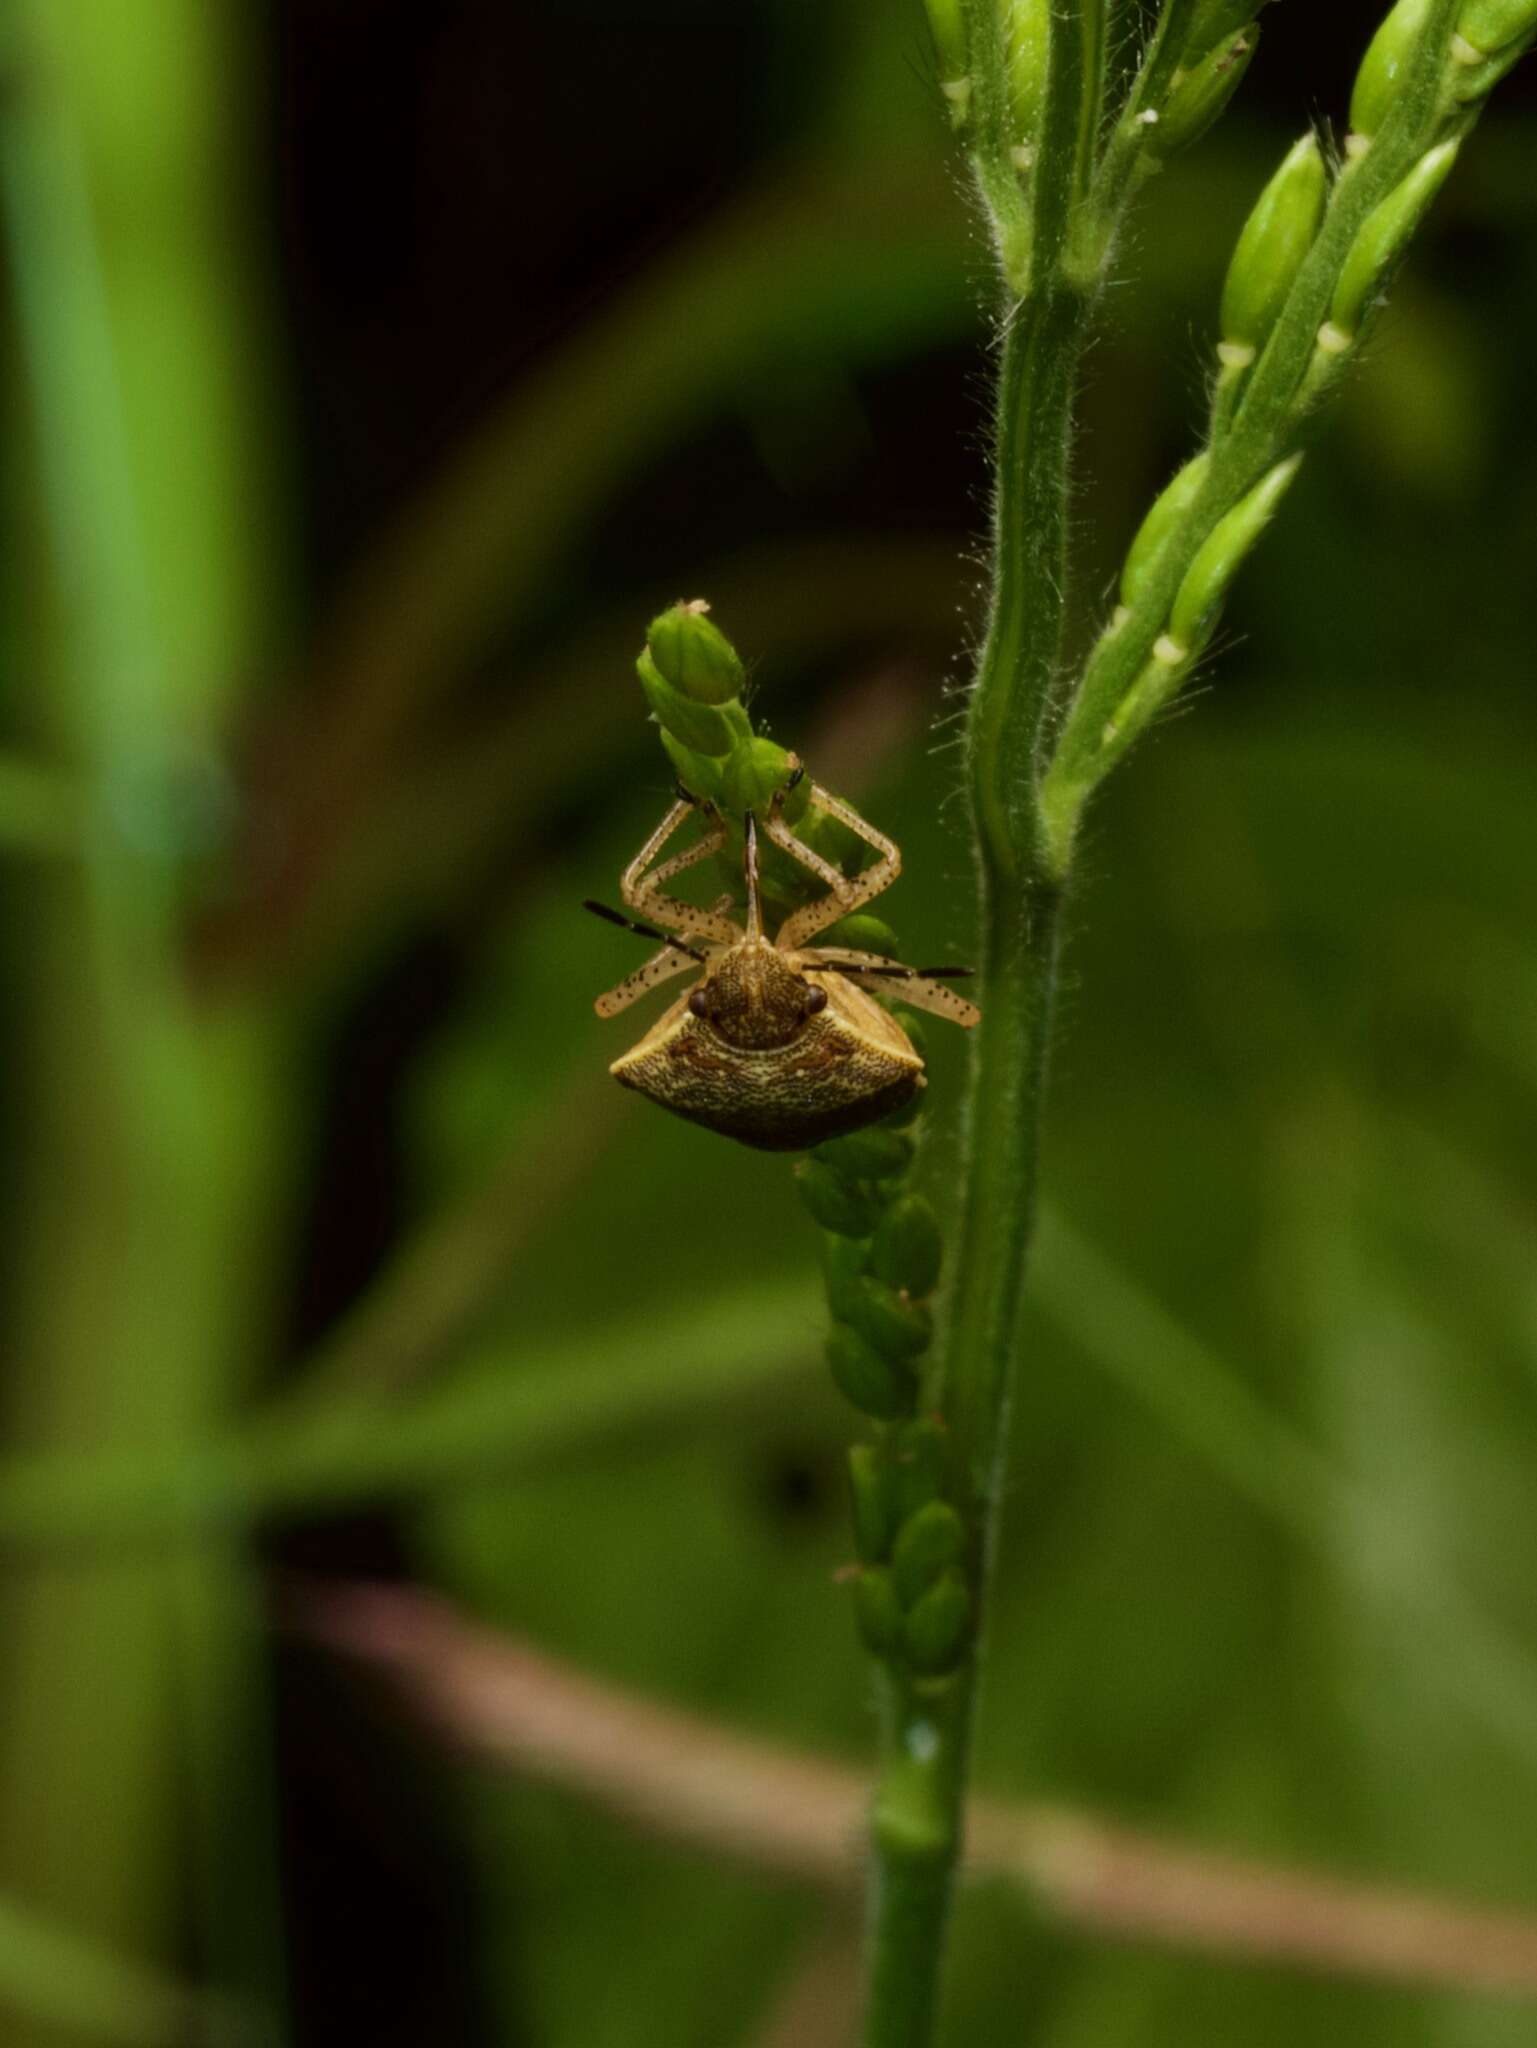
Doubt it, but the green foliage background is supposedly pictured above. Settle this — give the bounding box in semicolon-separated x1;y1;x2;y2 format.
1;2;1536;2044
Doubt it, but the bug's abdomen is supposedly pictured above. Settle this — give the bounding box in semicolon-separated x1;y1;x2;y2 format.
610;1006;923;1151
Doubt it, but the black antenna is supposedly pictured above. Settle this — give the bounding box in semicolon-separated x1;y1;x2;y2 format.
581;900;705;962
830;963;976;980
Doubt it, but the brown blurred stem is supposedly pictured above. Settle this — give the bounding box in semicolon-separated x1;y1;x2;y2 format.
302;1583;1537;2004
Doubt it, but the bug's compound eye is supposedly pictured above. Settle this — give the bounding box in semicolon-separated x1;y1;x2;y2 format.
803;983;828;1017
688;987;711;1020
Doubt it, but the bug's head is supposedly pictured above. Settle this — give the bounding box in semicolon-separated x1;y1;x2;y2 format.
687;942;827;1051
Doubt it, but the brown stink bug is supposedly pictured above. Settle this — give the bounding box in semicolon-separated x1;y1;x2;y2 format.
584;767;978;1151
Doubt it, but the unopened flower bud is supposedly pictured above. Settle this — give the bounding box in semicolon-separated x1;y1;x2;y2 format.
1168;455;1301;647
1121;454;1210;611
1147;28;1260;159
645;599;745;705
892;1418;948;1519
826;1323;913;1419
849;1445;899;1564
1007;0;1050;142
923;0;966;78
904;1569;971;1673
821;913;899;956
637;650;741;757
871;1193;944;1299
659;731;725;804
1349;0;1433;140
843;1278;933;1361
1457;0;1537;51
813;1125;914;1183
1185;0;1275;60
821;1231;871;1324
1220;135;1328;354
796;1160;882;1237
721;735;796;815
892;1501;967;1607
854;1567;905;1656
1330;138;1460;338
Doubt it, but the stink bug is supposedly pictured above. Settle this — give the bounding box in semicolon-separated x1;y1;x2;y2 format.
585;767;978;1151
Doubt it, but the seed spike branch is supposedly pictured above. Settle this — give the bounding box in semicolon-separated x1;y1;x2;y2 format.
1038;0;1521;877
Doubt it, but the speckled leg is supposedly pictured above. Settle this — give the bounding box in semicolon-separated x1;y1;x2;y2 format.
766;782;902;951
594;944;698;1019
807;947;981;1029
621;798;741;947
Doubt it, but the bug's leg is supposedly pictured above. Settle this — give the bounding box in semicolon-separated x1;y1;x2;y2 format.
594;943;700;1019
621;797;741;947
766;780;902;952
807;948;981;1029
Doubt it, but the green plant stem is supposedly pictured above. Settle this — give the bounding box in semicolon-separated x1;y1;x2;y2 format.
859;11;1095;2014
965;292;1092;874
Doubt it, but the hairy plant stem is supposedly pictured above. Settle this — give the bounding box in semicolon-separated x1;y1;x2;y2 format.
856;1;1101;2024
860;277;1088;2048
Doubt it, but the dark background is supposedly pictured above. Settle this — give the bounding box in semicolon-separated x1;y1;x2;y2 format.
3;3;1537;2045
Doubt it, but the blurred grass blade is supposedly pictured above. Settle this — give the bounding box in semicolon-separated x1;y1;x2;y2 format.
1034;1207;1537;1766
0;756;79;855
0;4;290;2037
0;1280;822;1545
0;1889;216;2046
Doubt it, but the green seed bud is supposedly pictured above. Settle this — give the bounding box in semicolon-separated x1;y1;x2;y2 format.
903;1569;971;1674
1330;140;1460;338
890;1008;928;1064
892;1418;948;1519
1185;0;1276;58
778;769;813;826
1168;455;1301;649
872;1193;944;1298
637;650;744;757
854;1567;905;1658
1457;0;1537;52
1219;135;1328;354
1349;0;1433;139
1094;656;1175;767
813;1126;914;1182
881;1086;926;1133
796;1160;883;1237
892;1500;967;1607
645;600;745;706
922;0;967;78
1147;28;1260;159
849;1445;900;1564
844;1278;933;1361
1121;455;1210;611
826;1324;913;1420
1007;0;1050;141
1449;30;1534;96
659;731;725;804
721;736;796;816
819;913;899;956
821;1230;871;1323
